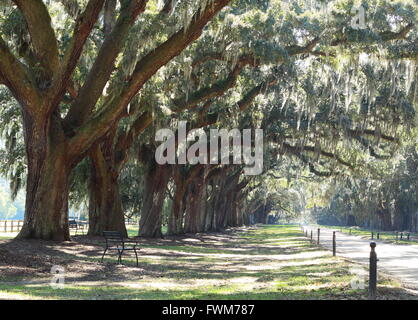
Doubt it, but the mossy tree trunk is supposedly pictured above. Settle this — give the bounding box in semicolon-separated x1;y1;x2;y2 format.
138;145;171;238
87;112;152;236
1;0;230;241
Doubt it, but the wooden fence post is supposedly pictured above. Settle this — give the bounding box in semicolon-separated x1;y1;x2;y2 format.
369;242;377;300
317;228;320;245
0;220;24;233
332;231;336;256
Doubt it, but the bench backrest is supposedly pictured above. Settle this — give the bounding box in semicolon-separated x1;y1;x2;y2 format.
103;231;124;245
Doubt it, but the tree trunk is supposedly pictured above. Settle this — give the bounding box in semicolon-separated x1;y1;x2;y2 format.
168;164;208;235
225;191;237;227
215;192;229;230
17;114;71;241
87;144;127;236
167;165;188;236
183;173;207;234
138;155;170;238
167;178;186;235
236;194;245;226
204;184;215;232
215;171;239;229
377;208;392;231
393;204;406;231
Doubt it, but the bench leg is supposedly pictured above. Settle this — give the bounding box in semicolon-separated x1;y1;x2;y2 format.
134;247;139;267
117;249;123;265
101;248;108;263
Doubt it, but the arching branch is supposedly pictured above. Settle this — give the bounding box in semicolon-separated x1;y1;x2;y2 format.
173;38;319;113
63;0;147;131
281;142;355;170
331;23;415;46
50;0;106;112
173;55;255;112
68;0;232;158
0;36;39;108
13;0;60;78
237;76;278;112
353;136;393;160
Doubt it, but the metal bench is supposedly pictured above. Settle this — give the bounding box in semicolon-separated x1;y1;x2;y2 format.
69;219;86;235
101;231;140;267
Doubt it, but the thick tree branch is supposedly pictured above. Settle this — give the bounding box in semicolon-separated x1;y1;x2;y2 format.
353;136;393;160
307;163;333;177
348;128;397;143
116;111;153;159
68;0;232;158
380;23;415;41
237;76;277;112
286;37;320;56
173;56;254;112
13;0;60;79
173;38;319;113
161;0;175;15
192;52;225;69
104;0;117;35
331;23;415;46
189;75;278;129
289;151;337;177
0;36;39;108
281;142;354;169
49;0;106;113
63;0;147;130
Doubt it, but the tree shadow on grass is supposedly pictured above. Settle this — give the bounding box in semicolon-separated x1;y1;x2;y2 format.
1;280;415;300
1;225;417;300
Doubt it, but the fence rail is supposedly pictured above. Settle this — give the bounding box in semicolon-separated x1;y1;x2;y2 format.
348;227;418;242
0;220;24;233
1;219;137;234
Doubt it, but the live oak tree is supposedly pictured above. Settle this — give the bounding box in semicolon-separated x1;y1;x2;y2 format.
314;139;418;231
93;0;418;236
0;0;416;240
132;0;417;236
0;0;232;240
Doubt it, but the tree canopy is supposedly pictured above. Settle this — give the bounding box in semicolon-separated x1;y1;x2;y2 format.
0;0;416;239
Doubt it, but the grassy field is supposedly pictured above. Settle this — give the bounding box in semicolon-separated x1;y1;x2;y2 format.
0;225;416;300
318;225;418;245
127;224;167;237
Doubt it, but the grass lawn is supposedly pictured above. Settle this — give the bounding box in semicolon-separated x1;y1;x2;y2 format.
0;225;416;300
127;224;167;237
318;224;418;246
0;233;16;240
